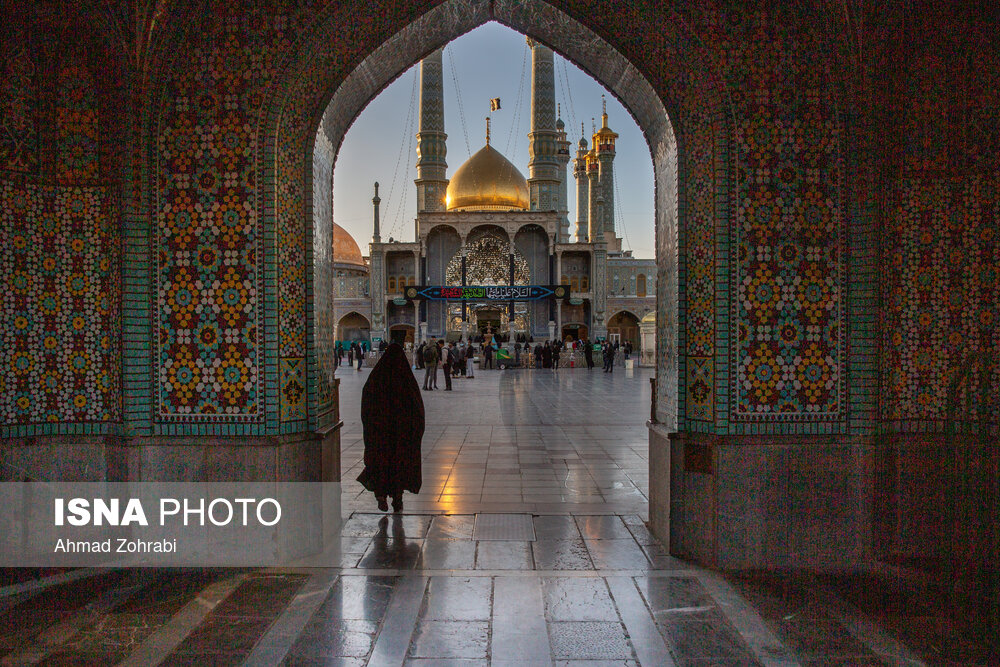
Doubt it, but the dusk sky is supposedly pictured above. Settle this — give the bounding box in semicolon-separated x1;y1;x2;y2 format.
332;22;656;259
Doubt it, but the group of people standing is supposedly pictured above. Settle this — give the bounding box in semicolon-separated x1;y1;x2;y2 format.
414;339;477;391
335;340;367;371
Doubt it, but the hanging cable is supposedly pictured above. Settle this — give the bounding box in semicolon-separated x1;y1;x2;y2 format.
559;58;579;136
383;68;418;241
614;174;632;253
446;48;472;158
556;56;576;135
504;41;529;156
388;90;419;241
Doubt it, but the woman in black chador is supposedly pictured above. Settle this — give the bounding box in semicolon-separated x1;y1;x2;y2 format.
357;343;424;512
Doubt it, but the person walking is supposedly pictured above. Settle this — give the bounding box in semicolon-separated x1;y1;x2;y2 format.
484;342;494;370
422;339;438;390
353;340;364;371
466;343;476;378
552;342;561;370
514;341;521;366
584;339;594;370
357;343;423;512
415;341;426;370
442;342;454;390
542;342;552;369
534;343;543;369
604;341;616;373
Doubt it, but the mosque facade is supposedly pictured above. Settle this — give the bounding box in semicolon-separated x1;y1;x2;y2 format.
336;41;655;349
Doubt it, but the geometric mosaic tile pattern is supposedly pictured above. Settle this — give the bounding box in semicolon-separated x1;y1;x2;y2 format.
1;181;121;426
680;103;718;423
6;0;992;442
729;28;845;423
882;176;999;426
0;43;38;174
56;65;99;184
155;16;279;422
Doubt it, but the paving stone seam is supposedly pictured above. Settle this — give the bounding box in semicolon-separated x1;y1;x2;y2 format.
606;575;678;666
117;573;247;667
242;570;340;667
0;571;152;665
694;570;802;667
0;567;119;599
812;583;927;667
368;574;428;666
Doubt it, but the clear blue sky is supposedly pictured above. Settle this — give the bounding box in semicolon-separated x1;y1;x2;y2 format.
332;22;655;258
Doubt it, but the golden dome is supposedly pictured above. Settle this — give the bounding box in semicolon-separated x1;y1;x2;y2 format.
445;143;529;212
333;222;366;268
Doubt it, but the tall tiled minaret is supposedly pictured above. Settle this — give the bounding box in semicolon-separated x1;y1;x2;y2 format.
573;124;589;242
555;105;571;242
415;48;448;212
593;95;618;240
526;38;560;212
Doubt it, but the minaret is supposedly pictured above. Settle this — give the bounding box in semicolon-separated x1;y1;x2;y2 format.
555;104;571;242
415;48;448;212
574;124;589;242
372;181;381;242
592;95;619;239
526;38;560;212
586;148;601;244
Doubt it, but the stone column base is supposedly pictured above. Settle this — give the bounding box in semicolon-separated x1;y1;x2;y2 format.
648;425;877;571
1;428;342;483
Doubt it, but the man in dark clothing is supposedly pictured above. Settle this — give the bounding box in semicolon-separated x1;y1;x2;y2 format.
442;343;454;390
584;339;594;370
357;343;423;512
415;342;426;370
352;340;364;371
422;340;438;390
484;343;494;369
379;339;388;353
604;342;616;372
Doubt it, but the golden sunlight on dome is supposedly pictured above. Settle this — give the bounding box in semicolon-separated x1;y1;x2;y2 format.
333;222;366;267
445;143;529;212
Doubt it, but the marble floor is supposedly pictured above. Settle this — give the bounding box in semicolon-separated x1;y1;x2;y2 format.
1;366;986;665
339;363;653;515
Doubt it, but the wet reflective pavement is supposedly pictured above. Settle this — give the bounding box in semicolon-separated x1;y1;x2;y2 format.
339;365;652;515
0;368;973;665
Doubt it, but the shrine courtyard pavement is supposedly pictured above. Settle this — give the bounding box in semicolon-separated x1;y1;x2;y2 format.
0;365;983;665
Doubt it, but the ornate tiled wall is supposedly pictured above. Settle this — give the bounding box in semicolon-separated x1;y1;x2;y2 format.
724;13;845;428
881;177;998;427
1;181;121;432
56;66;99;183
154;8;292;427
0;22;123;438
875;14;999;433
5;0;995;445
0;41;38;173
310;127;335;428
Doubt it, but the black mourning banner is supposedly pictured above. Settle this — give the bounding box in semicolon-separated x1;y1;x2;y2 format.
404;285;570;301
